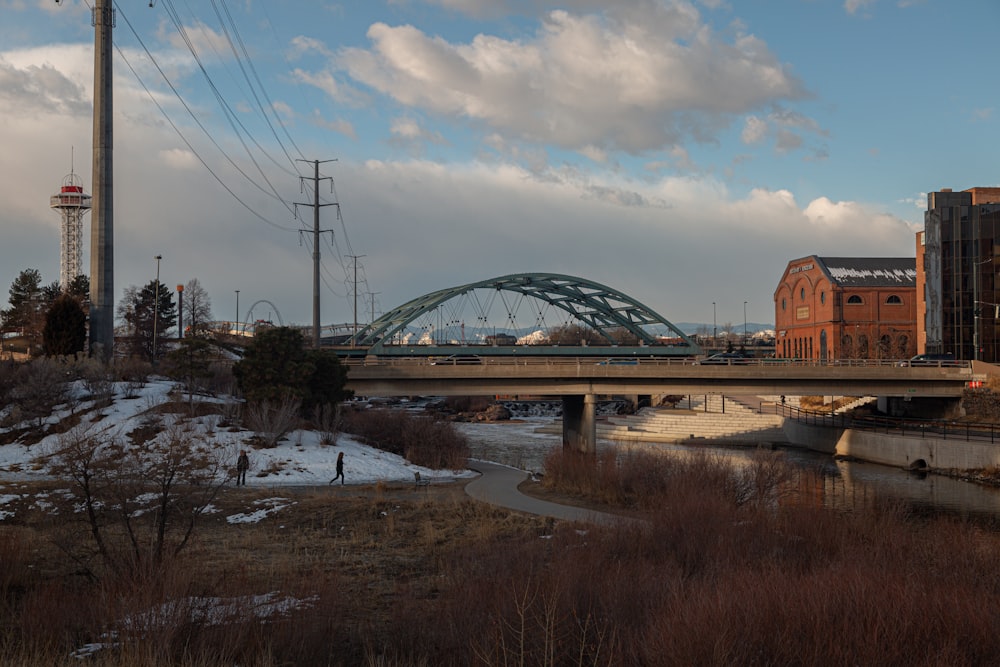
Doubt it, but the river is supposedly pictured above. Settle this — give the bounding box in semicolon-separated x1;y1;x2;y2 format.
456;417;1000;524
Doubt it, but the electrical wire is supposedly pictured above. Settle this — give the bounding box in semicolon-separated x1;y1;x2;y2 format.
114;1;301;228
160;0;296;215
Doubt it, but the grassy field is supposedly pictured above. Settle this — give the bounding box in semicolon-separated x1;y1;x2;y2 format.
6;447;1000;666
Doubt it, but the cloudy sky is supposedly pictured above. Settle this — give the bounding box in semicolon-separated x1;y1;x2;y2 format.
1;0;998;332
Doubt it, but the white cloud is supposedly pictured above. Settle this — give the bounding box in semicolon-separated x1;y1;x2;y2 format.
163;20;231;60
160;148;199;170
845;0;877;15
741;116;767;144
310;4;811;156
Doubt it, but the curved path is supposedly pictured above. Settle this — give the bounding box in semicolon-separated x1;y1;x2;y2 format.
464;459;632;526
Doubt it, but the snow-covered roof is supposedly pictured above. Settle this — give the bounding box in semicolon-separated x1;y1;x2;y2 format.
816;257;916;288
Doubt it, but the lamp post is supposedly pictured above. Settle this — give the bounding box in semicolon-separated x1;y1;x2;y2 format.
743;301;748;346
152;254;162;366
712;301;717;347
235;289;240;336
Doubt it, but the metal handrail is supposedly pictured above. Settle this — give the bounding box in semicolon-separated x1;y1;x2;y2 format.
769;404;998;443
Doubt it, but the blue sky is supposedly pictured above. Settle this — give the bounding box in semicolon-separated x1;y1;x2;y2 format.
1;0;998;333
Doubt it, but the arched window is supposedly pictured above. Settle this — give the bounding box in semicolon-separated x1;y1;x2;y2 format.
781;298;786;311
820;291;826;305
886;295;902;304
847;295;863;304
800;287;805;300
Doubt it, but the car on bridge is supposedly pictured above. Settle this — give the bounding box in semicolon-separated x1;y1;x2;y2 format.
430;354;482;365
898;353;959;367
698;352;752;365
596;357;639;365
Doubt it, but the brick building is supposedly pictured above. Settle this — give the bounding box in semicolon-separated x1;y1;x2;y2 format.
921;187;1000;361
774;256;917;361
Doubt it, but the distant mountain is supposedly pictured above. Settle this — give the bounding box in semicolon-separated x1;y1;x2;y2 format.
672;322;775;336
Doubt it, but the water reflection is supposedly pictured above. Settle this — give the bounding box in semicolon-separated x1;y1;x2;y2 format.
457;419;1000;523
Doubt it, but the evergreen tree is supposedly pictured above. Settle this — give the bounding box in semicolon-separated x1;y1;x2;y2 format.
43;293;87;356
117;280;177;362
303;347;352;414
42;281;62;304
233;327;352;413
67;274;90;301
165;337;215;404
1;269;45;350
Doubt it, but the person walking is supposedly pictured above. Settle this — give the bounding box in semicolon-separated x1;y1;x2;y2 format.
236;450;249;486
330;451;345;485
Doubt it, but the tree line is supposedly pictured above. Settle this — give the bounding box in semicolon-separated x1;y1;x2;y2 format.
0;268;213;361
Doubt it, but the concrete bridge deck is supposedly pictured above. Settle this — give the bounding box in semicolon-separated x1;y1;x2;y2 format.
344;356;978;399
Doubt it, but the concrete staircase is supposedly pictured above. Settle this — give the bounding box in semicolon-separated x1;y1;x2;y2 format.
536;397;789;445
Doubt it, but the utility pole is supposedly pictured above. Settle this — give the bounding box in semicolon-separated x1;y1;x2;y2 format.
348;255;366;347
152;255;162;366
295;159;337;348
56;0;155;359
369;291;380;325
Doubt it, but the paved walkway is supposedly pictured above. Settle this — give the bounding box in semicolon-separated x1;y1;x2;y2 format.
464;459;633;526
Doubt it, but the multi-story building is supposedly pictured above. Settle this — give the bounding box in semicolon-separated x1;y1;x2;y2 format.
774;256;916;361
921;187;1000;361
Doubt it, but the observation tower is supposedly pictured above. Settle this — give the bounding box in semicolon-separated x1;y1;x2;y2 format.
50;171;92;290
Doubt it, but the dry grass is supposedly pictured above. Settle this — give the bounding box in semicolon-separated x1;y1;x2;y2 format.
8;440;1000;664
0;479;551;665
8;456;1000;665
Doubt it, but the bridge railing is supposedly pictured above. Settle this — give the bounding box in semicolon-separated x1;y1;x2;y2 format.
768;404;1000;444
340;355;970;369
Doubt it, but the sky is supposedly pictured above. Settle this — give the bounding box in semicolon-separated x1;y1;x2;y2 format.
1;0;999;334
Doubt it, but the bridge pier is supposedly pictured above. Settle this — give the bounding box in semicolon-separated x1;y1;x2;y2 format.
562;394;597;454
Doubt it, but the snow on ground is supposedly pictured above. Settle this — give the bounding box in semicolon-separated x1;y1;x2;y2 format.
0;378;480;487
0;378;569;525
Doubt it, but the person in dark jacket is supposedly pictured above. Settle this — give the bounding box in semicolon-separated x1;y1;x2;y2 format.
330;451;345;485
236;450;249;486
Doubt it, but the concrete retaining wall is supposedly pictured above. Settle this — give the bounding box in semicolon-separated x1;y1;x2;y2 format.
784;420;1000;471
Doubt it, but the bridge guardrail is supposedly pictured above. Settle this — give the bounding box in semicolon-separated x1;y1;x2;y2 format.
768;404;999;444
341;356;972;370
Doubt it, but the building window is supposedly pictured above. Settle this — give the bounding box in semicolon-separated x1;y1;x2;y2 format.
886;295;902;305
847;295;863;305
800;287;805;300
781;298;786;311
821;292;826;305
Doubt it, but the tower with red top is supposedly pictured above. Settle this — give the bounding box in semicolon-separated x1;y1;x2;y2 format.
50;171;92;290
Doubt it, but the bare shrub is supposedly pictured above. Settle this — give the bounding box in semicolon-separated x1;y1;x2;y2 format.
9;357;70;429
114;357;152;399
46;424;231;578
78;357;115;406
205;360;235;396
727;448;796;509
313;402;342;446
342;407;469;469
219;395;244;429
245;393;301;448
0;358;19;410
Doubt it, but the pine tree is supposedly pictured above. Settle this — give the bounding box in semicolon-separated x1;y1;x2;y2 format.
233;327;352;413
1;269;45;351
43;293;87;356
117;280;177;362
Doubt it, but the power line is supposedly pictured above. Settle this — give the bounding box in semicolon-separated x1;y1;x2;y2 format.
112;7;299;232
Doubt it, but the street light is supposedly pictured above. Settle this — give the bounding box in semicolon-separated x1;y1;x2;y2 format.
712;301;717;346
235;289;240;336
152;255;162;366
743;301;748;345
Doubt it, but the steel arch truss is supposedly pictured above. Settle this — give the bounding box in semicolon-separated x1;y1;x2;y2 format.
350;273;699;355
